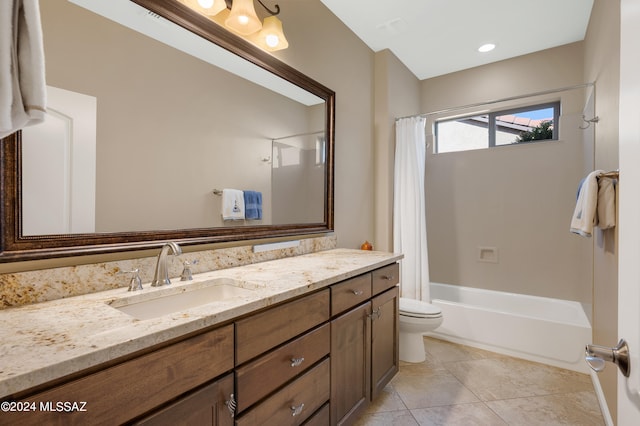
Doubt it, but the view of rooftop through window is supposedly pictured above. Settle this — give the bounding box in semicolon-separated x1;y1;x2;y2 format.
434;103;559;153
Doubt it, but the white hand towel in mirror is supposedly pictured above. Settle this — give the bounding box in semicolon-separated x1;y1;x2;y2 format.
221;189;245;221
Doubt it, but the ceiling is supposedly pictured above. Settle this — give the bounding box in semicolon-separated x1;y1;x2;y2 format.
319;0;595;80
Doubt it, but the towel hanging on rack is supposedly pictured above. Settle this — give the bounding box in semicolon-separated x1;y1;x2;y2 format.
597;176;616;230
570;170;617;237
243;190;262;220
0;0;47;138
221;189;245;221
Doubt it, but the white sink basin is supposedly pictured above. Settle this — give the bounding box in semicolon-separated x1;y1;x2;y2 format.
109;278;256;320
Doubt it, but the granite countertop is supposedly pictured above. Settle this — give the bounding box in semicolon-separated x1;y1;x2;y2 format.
0;248;402;398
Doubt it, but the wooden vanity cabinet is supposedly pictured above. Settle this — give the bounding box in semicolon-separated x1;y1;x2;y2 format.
234;290;331;425
4;263;398;426
330;301;372;426
370;264;400;399
330;263;400;426
4;325;235;426
371;285;400;399
135;372;234;426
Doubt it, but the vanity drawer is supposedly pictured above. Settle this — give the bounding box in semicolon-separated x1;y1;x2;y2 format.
302;403;330;426
235;289;330;365
331;274;372;315
372;263;399;295
6;325;234;425
235;324;330;413
235;358;330;426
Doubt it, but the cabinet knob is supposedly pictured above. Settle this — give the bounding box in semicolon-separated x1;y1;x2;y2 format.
290;357;305;367
352;289;364;296
290;402;305;417
368;307;381;320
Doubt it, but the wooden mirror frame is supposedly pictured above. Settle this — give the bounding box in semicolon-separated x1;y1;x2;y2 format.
0;0;334;262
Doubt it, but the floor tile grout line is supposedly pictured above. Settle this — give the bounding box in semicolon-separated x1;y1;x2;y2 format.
359;338;604;425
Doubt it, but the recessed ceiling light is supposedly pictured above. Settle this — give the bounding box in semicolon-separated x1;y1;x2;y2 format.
478;43;496;53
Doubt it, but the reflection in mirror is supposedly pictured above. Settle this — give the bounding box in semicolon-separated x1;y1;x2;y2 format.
20;0;328;235
0;0;334;261
271;131;326;225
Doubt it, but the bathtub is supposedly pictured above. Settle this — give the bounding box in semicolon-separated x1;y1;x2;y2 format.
428;283;592;373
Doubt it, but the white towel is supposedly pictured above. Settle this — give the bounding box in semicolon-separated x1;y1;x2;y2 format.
0;0;47;139
597;177;616;230
221;189;244;221
570;170;603;237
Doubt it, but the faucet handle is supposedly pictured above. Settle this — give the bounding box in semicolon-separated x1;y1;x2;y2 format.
120;268;143;291
181;259;198;281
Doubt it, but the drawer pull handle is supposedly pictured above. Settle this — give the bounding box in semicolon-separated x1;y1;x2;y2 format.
352;289;364;296
225;393;236;418
291;402;305;417
290;357;305;367
381;275;395;281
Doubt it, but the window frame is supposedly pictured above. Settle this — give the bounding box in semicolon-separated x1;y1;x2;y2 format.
434;101;561;153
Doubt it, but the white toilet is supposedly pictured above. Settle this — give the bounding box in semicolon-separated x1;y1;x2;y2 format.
399;297;443;363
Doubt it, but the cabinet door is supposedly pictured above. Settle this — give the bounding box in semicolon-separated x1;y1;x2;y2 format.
330;302;371;426
135;372;234;426
371;286;399;399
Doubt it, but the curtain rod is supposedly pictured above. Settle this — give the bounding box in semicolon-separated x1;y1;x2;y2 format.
395;82;595;121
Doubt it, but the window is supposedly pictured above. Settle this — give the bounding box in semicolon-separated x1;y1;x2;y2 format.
434;102;560;153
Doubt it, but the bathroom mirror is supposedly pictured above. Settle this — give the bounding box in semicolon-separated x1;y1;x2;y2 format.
0;0;334;262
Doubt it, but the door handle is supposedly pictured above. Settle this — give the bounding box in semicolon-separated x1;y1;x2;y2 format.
585;339;630;377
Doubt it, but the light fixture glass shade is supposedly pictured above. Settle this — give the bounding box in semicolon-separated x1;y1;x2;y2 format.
225;0;262;35
258;15;288;51
182;0;226;16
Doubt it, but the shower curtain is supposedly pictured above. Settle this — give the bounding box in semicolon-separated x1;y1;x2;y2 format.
393;116;430;301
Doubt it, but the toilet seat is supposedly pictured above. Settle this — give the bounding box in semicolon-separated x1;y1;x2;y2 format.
399;297;442;319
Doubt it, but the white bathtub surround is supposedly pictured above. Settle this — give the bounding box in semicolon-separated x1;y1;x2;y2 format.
393;116;430;301
429;283;592;373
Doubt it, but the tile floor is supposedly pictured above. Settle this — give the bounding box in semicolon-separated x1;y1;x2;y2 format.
356;337;605;426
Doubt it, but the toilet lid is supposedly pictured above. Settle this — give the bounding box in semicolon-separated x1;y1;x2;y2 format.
399;297;442;318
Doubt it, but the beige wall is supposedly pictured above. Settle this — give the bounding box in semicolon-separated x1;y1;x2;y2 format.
274;0;376;250
421;43;595;303
373;50;421;252
584;0;621;421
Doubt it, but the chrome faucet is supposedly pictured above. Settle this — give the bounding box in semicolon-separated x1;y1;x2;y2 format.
151;242;182;287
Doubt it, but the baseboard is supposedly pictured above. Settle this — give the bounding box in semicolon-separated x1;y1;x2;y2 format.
590;370;614;426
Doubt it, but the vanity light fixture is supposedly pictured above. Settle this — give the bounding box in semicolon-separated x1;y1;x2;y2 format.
182;0;226;16
180;0;289;51
258;15;288;50
478;43;496;53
